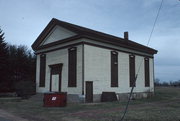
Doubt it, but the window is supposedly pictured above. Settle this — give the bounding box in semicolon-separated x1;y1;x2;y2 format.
68;47;77;87
129;54;135;87
39;54;46;87
144;58;150;87
111;51;118;87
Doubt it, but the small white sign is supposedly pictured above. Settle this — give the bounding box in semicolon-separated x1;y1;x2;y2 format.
52;97;57;100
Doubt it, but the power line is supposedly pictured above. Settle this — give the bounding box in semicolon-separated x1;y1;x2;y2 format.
119;0;164;121
147;0;164;46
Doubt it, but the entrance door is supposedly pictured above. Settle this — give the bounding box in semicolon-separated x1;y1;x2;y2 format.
49;64;62;92
86;81;93;102
51;74;59;92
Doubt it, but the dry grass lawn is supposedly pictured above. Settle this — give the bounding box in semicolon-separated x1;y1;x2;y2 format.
0;87;180;121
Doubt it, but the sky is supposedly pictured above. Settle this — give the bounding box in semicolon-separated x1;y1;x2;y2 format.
0;0;180;82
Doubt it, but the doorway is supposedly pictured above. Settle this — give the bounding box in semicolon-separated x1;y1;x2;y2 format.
49;64;63;92
85;81;93;102
51;74;59;91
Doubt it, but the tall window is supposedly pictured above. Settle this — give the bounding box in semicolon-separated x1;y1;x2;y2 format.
129;54;135;87
111;51;118;87
68;47;77;87
144;58;150;87
39;54;46;87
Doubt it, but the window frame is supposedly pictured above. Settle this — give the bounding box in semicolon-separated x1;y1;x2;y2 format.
68;47;77;87
144;57;150;87
129;54;135;87
111;51;118;87
39;54;46;87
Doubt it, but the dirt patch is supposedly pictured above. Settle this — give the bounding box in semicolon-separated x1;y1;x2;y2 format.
0;109;29;121
68;98;180;120
0;87;179;121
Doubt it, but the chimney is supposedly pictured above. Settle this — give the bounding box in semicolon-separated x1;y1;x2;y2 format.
124;31;129;40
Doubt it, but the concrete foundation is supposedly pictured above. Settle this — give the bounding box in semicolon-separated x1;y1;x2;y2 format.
67;92;154;103
32;92;154;103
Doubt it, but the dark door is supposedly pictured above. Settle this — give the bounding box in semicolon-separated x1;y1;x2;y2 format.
86;81;93;102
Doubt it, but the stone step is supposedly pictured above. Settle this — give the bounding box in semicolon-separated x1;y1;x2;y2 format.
29;93;44;101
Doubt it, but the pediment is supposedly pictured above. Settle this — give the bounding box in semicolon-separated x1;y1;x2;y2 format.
40;25;77;45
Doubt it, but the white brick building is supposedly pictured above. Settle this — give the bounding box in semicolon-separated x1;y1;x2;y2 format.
32;18;157;102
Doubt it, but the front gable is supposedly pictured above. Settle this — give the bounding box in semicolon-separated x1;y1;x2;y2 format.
40;25;77;46
32;18;81;50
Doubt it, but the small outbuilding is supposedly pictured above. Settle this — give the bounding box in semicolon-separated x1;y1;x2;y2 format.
32;18;157;102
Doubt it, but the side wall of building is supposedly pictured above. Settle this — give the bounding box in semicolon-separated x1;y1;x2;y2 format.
84;44;154;100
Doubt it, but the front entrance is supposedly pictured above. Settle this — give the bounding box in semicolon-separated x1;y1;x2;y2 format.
49;64;63;92
85;81;93;102
51;74;59;91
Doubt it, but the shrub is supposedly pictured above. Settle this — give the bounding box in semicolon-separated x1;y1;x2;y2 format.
15;81;36;99
0;81;15;93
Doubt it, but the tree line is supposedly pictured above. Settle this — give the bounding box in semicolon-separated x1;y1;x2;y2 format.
0;28;36;93
155;78;180;87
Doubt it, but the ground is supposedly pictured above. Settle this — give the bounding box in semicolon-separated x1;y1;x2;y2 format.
0;87;180;121
0;109;28;121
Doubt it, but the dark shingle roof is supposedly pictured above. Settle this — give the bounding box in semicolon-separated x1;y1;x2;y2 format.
32;18;157;54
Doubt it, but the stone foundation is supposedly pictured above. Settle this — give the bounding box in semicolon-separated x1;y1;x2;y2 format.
34;92;154;103
118;92;154;101
67;94;85;103
67;92;154;103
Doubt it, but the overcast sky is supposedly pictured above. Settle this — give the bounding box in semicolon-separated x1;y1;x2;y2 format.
0;0;180;82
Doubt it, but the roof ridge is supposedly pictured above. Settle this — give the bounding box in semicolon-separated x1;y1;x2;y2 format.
32;18;157;54
52;18;124;41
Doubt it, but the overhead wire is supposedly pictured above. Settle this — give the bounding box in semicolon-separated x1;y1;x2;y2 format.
119;0;164;121
147;0;164;46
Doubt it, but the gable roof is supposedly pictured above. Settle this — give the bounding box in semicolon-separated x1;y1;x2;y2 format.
32;18;157;54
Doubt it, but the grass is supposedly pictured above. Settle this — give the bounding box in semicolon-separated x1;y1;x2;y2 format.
0;87;180;121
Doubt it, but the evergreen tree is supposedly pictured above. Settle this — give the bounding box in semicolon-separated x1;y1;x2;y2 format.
0;27;36;93
0;28;8;63
8;45;36;83
0;28;10;92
